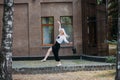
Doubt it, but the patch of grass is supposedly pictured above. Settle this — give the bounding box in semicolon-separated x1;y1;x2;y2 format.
13;70;116;80
105;56;116;63
94;70;115;77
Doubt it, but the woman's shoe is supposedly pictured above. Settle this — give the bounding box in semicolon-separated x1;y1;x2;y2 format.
41;59;46;62
56;63;62;67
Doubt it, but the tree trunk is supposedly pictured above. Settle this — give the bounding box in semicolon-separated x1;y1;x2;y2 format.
116;0;120;80
0;0;14;80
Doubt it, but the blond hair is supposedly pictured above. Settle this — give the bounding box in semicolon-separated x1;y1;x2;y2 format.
60;28;69;38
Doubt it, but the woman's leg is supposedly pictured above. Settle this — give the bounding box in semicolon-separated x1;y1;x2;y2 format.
52;47;62;66
56;61;62;66
53;52;62;66
53;50;60;61
55;52;61;66
41;47;52;62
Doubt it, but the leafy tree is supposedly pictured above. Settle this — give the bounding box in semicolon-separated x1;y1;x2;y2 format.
0;0;14;80
97;0;118;40
97;0;106;5
108;0;118;40
115;0;120;80
116;0;120;79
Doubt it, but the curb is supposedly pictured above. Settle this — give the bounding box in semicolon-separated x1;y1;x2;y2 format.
80;55;107;62
13;64;116;74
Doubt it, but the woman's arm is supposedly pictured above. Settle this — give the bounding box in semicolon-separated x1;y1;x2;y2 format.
63;36;73;45
63;36;69;43
57;20;62;31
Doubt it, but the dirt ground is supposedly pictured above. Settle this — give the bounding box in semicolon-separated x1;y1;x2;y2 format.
13;70;115;80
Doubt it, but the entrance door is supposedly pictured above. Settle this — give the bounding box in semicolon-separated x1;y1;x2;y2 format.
87;17;98;55
83;16;98;56
82;1;98;56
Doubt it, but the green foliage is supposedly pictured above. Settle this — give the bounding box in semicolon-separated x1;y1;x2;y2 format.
108;0;118;40
97;0;105;5
105;56;116;63
107;40;117;45
97;0;102;5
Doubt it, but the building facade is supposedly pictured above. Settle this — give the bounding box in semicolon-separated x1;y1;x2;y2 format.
0;0;108;58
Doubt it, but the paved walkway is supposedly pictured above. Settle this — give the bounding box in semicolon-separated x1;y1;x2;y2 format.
13;59;113;68
12;59;116;74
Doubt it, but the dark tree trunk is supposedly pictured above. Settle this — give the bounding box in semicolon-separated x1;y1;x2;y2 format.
0;0;14;80
116;0;120;80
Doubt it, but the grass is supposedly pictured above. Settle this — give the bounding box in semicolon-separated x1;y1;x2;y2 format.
13;70;115;80
95;70;115;77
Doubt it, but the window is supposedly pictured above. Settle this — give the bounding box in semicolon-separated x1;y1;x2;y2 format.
41;17;54;46
60;16;73;42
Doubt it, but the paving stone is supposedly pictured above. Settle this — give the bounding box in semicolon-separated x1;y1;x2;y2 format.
12;59;116;74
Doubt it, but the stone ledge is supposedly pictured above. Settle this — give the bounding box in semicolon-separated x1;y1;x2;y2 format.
13;64;116;74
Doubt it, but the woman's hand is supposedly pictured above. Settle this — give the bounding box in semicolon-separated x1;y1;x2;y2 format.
57;20;61;24
69;42;73;45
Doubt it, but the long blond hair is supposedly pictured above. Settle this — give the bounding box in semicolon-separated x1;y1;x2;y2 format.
60;28;69;38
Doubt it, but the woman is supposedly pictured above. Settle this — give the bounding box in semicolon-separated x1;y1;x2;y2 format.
41;20;71;66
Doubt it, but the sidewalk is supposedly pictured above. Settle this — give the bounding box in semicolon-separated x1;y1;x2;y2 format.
12;59;116;74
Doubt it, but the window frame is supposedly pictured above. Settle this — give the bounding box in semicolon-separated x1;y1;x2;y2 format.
41;16;54;46
60;16;73;47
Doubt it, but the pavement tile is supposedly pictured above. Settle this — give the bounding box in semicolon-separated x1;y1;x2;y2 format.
12;59;113;68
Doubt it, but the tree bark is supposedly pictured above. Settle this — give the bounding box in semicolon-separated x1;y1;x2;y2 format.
116;0;120;80
0;0;14;80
